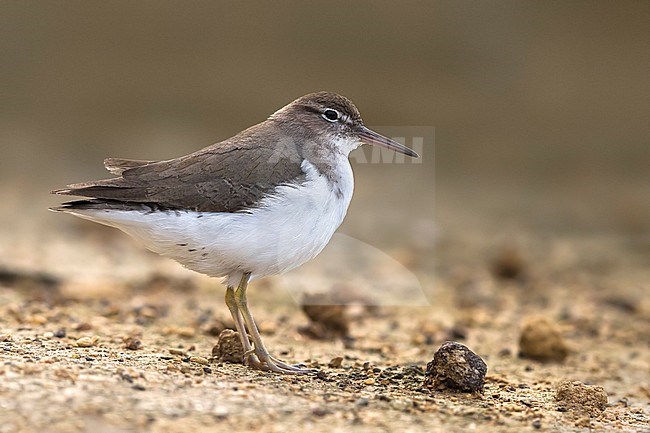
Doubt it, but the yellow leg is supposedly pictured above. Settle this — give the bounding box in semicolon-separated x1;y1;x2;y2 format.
234;272;313;374
224;285;259;365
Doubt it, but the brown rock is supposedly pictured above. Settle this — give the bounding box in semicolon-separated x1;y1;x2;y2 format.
74;322;92;331
328;356;343;368
555;380;608;416
123;337;142;350
519;316;569;362
424;341;488;392
211;329;245;363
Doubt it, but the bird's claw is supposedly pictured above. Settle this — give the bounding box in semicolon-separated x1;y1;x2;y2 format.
242;349;316;374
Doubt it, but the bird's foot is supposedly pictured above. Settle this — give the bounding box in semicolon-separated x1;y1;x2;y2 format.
243;348;316;374
265;354;316;374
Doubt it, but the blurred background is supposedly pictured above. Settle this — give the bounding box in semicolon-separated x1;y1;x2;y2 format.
1;5;649;429
0;1;648;271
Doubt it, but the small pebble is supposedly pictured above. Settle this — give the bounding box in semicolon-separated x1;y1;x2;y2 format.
444;325;468;341
76;336;98;347
424;341;488;392
189;356;210;365
124;337;142;350
311;407;330;417
364;378;376;385
498;348;512;357
169;348;186;356
328;356;343;368
177;327;196;338
27;314;47;325
75;322;92;331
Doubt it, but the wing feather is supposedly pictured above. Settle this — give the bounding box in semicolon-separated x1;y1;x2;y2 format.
103;158;156;175
52;122;306;213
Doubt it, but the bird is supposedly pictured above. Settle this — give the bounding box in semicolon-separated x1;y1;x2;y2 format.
51;91;419;374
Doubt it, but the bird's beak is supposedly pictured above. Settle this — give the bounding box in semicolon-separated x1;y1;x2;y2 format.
357;126;419;158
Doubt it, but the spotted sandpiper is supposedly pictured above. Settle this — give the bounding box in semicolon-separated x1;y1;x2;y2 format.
51;92;419;374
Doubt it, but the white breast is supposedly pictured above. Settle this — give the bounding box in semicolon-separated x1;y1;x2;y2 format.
69;158;355;287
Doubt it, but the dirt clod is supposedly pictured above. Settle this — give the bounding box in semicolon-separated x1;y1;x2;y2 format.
519;316;569;362
201;319;229;336
424;341;488;392
300;293;350;339
211;329;244;363
491;245;527;280
555;380;608;416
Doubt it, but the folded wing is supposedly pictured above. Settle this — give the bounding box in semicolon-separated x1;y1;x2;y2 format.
52;124;305;213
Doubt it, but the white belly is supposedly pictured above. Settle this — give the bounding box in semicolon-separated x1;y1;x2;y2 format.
68;159;354;287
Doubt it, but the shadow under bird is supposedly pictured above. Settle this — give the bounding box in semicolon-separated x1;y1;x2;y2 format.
51;91;419;374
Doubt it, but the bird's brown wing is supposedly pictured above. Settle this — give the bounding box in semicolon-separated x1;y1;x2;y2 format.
52;123;306;213
103;158;157;175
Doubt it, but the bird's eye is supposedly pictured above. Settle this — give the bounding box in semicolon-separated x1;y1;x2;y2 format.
322;109;340;122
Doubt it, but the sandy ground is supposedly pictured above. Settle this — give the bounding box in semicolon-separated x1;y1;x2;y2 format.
1;2;648;432
0;198;649;433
